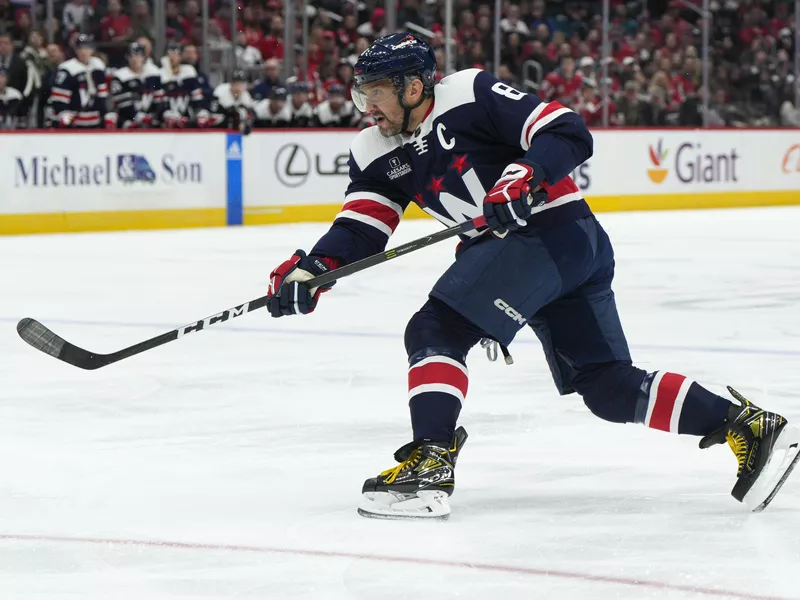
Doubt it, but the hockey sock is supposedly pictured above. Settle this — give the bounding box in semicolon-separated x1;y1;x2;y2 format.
408;350;468;441
636;372;733;436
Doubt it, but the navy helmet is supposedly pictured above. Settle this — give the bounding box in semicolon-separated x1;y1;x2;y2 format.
270;86;288;101
127;42;146;57
166;41;183;53
231;69;248;83
328;83;346;97
75;33;95;48
289;80;310;94
352;33;436;128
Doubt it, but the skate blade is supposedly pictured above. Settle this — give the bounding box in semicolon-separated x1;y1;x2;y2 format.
744;425;800;512
357;490;451;521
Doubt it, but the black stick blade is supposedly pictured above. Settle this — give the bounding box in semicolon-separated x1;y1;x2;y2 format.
17;318;66;358
16;318;104;370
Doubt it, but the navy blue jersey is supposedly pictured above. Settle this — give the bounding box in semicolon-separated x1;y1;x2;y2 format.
110;63;164;128
311;69;593;265
48;57;108;128
160;63;205;119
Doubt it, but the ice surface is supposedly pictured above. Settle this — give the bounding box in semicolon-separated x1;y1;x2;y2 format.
1;208;799;600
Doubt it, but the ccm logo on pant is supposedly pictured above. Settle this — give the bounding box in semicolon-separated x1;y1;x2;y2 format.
494;298;527;325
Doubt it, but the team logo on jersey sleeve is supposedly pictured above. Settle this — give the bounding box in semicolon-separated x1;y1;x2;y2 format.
387;156;412;180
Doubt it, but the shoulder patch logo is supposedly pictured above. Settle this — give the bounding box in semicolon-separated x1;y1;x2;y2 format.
387;156;412;180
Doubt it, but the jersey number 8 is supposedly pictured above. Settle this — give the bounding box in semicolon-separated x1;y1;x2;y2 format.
491;82;526;100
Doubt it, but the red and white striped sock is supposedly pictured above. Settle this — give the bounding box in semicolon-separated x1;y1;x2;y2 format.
408;355;468;441
640;371;732;435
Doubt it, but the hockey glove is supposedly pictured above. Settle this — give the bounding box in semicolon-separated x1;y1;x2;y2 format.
267;250;339;318
483;159;546;237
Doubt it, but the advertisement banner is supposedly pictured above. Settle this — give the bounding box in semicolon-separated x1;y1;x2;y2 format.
0;132;227;215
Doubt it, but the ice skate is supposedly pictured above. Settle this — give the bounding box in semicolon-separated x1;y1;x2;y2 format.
358;426;468;521
700;387;800;512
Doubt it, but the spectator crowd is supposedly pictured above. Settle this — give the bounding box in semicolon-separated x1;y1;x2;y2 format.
0;0;797;130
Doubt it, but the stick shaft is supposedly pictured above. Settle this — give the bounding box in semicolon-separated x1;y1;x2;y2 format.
18;216;486;369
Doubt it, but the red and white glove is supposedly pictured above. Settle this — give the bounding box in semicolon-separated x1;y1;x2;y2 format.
483;159;546;237
57;112;75;128
162;110;187;129
195;110;211;128
267;250;340;318
104;112;118;129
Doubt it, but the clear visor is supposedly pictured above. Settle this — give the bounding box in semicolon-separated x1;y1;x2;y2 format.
352;83;398;112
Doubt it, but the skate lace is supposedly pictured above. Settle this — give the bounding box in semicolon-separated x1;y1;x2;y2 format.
381;448;422;484
726;431;749;476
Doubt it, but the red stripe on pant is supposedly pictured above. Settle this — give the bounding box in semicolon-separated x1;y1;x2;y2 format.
408;361;468;398
649;373;687;431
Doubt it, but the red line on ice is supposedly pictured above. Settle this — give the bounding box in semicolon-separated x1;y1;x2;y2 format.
0;533;792;600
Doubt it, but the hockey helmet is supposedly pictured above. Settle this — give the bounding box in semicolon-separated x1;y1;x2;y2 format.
127;42;146;56
166;41;183;53
231;69;248;83
270;86;288;101
328;83;346;97
75;33;95;48
352;33;435;109
288;80;310;94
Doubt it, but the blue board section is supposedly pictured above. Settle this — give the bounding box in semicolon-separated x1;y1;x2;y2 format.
226;133;243;226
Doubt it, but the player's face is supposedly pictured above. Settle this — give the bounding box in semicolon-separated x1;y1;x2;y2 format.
76;47;93;64
0;72;6;90
231;81;246;96
330;95;344;110
129;54;144;70
168;49;181;67
353;80;402;137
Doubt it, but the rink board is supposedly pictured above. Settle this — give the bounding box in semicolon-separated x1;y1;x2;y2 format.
1;128;798;234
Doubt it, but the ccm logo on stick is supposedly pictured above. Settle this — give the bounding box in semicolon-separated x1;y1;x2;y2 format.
177;303;250;338
494;299;527;325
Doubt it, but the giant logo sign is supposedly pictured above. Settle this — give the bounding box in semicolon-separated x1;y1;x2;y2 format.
647;137;740;185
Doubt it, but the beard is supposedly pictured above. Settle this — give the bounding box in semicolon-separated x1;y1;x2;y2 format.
375;112;404;137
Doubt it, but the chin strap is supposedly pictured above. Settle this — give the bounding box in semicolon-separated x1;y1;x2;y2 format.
398;85;429;134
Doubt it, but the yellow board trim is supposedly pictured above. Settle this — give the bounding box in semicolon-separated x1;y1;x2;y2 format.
0;208;226;235
2;190;798;235
244;190;800;226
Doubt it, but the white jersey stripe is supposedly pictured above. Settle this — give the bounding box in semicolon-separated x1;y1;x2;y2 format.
343;192;404;219
530;191;584;215
526;107;573;146
335;210;393;237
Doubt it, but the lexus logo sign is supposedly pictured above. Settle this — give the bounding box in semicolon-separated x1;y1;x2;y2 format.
273;142;350;188
275;143;312;187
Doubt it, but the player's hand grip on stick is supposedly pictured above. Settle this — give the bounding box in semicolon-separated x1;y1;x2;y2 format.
482;159;546;237
267;250;339;317
16;216;487;370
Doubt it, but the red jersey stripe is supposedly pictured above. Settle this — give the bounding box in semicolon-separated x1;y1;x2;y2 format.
342;199;401;232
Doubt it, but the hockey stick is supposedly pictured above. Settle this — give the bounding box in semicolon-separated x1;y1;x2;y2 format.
16;216;487;370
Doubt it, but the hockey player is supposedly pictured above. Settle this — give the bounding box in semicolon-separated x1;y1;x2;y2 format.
0;66;24;129
314;83;359;128
48;34;108;129
106;42;164;129
160;41;208;128
265;34;800;520
286;81;314;127
253;85;291;128
209;69;254;132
